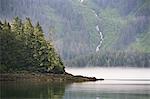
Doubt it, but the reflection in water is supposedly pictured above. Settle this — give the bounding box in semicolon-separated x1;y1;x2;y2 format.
1;68;150;99
1;80;150;99
64;67;150;99
1;81;66;99
65;81;150;99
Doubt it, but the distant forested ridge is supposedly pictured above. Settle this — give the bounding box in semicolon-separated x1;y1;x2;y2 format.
0;0;150;67
67;51;150;67
0;17;64;73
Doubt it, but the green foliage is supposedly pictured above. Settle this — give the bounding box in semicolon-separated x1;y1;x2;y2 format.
129;31;150;53
0;0;149;67
0;17;64;74
67;0;150;67
67;51;150;67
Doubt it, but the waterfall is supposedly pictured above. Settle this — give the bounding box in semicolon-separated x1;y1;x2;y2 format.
96;25;104;52
92;10;98;18
79;0;104;52
92;10;104;52
80;0;84;3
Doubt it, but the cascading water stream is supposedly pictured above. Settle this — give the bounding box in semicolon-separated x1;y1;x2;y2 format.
93;10;104;52
96;25;104;52
80;0;84;3
79;0;104;52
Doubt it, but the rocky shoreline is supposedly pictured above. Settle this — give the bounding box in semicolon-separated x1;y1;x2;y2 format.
0;72;104;83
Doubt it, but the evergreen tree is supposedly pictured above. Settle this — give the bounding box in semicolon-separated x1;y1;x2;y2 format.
2;20;11;32
11;17;22;33
11;17;23;40
34;22;65;73
0;18;65;73
23;18;34;45
1;20;19;71
0;21;3;30
33;22;46;68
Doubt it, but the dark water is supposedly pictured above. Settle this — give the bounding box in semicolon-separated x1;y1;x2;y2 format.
1;80;150;99
1;68;150;99
1;81;66;99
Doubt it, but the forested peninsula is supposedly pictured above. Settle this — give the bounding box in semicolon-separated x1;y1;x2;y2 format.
0;17;101;82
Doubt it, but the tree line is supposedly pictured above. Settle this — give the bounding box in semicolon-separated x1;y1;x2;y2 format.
1;0;149;63
0;17;64;74
67;51;150;67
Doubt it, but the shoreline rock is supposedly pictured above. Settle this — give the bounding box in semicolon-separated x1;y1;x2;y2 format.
0;72;104;83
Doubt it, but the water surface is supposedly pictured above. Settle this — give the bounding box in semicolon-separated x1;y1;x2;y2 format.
66;67;150;80
1;67;150;99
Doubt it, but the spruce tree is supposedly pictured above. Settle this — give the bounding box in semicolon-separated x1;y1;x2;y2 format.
1;20;18;70
22;18;37;68
23;18;34;45
0;21;3;30
11;17;23;40
0;18;65;73
33;22;46;68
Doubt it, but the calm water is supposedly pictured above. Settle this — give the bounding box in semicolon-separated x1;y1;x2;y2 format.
1;67;150;99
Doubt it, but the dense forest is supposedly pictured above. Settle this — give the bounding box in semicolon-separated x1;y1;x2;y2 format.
0;0;150;67
67;51;150;67
0;17;64;73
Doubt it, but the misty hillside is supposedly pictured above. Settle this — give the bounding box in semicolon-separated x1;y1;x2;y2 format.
0;0;150;67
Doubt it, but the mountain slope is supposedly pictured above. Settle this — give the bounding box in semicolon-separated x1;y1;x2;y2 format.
0;0;150;66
